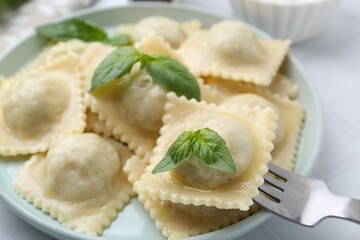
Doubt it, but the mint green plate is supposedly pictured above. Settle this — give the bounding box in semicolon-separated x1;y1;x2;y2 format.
0;3;323;240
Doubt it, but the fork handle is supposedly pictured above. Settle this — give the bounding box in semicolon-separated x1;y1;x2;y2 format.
331;196;360;224
340;198;360;224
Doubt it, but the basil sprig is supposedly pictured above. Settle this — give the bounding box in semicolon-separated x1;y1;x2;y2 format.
145;55;200;102
90;46;201;101
152;128;236;174
90;46;142;92
36;18;130;46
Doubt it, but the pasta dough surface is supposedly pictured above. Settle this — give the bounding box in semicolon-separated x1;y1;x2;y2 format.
134;34;183;63
178;20;290;86
85;109;113;138
208;78;304;170
14;133;133;236
265;73;299;99
2;73;70;140
137;193;259;239
133;16;186;48
77;42;116;90
134;93;277;210
85;67;165;157
0;69;86;156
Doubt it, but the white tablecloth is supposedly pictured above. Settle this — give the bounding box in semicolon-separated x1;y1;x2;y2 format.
0;0;359;239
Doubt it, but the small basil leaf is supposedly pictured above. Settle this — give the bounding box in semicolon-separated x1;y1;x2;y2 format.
36;18;108;42
145;55;201;101
105;33;131;46
152;130;194;174
90;46;141;92
192;128;236;173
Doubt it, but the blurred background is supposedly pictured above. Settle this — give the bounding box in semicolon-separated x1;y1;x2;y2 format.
0;0;359;240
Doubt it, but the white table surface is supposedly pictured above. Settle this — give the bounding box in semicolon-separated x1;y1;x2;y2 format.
0;0;359;239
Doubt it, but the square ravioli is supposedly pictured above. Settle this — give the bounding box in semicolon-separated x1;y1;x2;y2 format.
138;193;260;239
207;77;305;171
14;133;133;236
84;69;165;157
134;93;277;210
0;64;86;156
177;20;290;86
20;39;90;76
118;16;201;48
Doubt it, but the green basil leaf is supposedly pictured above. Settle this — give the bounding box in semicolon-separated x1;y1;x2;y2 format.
152;130;194;174
105;33;131;46
90;46;141;92
145;55;201;101
152;128;236;175
36;18;108;42
192;128;236;173
140;54;154;70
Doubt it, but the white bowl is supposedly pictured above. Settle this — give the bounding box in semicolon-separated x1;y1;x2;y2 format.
230;0;338;43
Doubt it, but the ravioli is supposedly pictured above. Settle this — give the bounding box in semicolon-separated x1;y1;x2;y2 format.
85;67;166;157
178;20;290;86
14;133;133;236
207;77;304;170
19;39;89;75
122;77;225;185
138;193;260;239
0;69;86;156
134;93;277;210
43;39;89;60
131;16;186;48
81;42;168;155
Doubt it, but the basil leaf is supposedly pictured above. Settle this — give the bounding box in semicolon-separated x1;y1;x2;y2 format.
152;128;236;174
36;18;108;42
152;130;194;174
90;46;141;92
145;55;201;101
105;33;131;46
89;48;201;98
140;54;154;70
192;128;236;173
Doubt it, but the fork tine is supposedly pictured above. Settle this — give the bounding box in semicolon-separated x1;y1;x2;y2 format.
268;162;291;180
259;184;283;201
253;194;282;213
264;174;285;190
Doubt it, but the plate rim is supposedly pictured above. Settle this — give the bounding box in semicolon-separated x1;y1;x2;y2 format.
0;2;323;240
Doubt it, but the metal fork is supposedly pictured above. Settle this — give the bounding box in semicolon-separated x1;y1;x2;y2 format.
253;162;360;226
